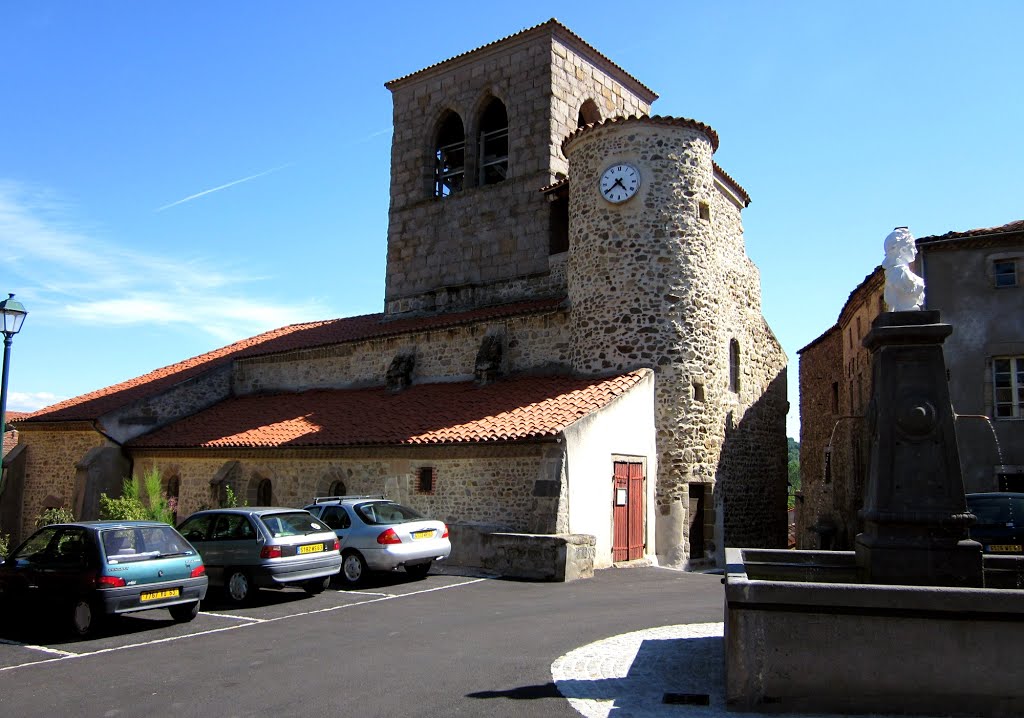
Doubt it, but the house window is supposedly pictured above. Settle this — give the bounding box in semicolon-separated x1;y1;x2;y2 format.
993;356;1024;419
698;201;711;222
577;99;601;128
434;112;465;197
478;98;508;186
995;259;1018;288
256;479;273;506
416;467;435;494
831;382;839;414
729;339;741;393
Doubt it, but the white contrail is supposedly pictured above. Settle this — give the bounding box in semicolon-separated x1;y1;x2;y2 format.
156;163;293;212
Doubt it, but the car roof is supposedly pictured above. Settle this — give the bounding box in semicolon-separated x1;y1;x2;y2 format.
306;495;391;507
45;521;176;531
185;507;313;517
967;492;1024;499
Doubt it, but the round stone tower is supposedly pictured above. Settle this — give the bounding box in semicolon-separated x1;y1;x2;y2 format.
563;115;727;568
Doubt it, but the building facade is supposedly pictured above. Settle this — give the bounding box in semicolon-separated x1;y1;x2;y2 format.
798;220;1024;550
6;20;788;570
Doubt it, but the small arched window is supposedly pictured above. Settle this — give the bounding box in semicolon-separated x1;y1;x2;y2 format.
478;98;508;185
577;99;601;128
729;339;741;393
256;478;273;506
329;480;346;497
434;112;465;197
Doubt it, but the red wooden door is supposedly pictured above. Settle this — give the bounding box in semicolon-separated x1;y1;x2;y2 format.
612;461;644;562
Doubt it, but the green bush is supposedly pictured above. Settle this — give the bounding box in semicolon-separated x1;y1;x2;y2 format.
0;533;9;560
99;468;175;523
35;506;76;528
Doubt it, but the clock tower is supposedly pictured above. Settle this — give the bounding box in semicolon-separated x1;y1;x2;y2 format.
382;20;655;317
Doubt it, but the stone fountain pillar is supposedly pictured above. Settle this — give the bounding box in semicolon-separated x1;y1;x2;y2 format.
855;310;983;586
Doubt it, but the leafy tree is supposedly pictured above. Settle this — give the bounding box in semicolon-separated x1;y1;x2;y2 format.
0;533;8;559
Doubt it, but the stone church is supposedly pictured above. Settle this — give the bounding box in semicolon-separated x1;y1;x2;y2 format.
5;20;788;572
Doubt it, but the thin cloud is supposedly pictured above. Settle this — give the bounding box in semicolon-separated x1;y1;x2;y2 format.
156;163;294;212
0;180;332;341
7;391;65;413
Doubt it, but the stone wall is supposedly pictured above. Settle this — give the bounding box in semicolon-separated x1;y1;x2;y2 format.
797;270;883;550
13;426;109;537
383;27;650;316
563;117;788;567
131;443;563;532
234;309;570;394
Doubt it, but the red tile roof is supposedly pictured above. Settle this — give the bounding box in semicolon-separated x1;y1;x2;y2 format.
128;370;649;449
563;115;720;154
385;19;658;103
23;297;566;423
917;219;1024;246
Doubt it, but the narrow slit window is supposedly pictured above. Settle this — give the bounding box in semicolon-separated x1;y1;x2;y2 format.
698;201;711;222
434;113;465;197
478;99;508;186
729;339;741;393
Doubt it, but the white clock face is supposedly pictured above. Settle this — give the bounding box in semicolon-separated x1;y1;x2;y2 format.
599;163;641;203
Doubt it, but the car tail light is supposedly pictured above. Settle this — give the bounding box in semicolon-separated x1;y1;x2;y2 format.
190;565;206;578
260;545;283;559
442;524;449;539
377;528;402;545
96;575;126;589
331;538;340;551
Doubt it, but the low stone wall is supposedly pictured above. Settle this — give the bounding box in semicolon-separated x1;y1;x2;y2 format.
448;522;595;581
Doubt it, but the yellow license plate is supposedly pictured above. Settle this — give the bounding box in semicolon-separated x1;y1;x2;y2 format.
299;543;324;554
989;544;1022;552
412;530;434;540
141;588;180;602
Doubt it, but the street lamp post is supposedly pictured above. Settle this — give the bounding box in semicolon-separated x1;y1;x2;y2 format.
0;293;28;467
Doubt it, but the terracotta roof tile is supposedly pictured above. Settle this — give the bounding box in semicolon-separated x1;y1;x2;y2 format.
385;19;657;103
128;370;649;449
563;115;720;154
24;297;565;423
917;219;1024;246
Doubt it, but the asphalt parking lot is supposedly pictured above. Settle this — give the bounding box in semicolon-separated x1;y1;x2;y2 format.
0;566;725;718
0;569;484;671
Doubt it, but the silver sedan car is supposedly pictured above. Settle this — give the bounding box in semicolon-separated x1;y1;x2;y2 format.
177;507;341;603
304;496;451;586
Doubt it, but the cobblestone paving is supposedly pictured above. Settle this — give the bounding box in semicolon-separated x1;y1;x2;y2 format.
550;623;931;718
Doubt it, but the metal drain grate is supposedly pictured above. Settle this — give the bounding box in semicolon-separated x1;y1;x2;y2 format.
662;693;710;706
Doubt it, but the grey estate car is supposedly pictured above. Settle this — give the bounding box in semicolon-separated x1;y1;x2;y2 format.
177;507;341;603
304;496;451;587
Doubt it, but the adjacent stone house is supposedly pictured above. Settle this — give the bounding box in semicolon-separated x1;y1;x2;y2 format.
798;220;1024;550
7;20;788;571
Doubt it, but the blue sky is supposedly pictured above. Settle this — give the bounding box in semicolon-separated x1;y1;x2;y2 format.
2;2;1022;440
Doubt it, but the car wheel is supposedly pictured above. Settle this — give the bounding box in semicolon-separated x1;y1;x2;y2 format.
225;569;253;604
303;577;330;595
69;599;97;637
405;562;431;580
340;551;367;587
169;601;200;622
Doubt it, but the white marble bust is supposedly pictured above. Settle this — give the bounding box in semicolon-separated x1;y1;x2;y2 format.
882;227;924;311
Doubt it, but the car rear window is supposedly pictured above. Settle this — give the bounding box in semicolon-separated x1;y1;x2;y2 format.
969;496;1024;526
259;512;328;537
102;526;195;563
354;502;424;525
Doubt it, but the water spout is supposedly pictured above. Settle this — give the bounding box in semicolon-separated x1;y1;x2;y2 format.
954;413;1004;465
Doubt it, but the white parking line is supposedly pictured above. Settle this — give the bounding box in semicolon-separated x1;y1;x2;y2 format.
0;638;77;657
198;611;266;622
0;578;486;672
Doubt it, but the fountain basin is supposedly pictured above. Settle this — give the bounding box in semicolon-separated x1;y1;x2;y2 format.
724;547;1024;716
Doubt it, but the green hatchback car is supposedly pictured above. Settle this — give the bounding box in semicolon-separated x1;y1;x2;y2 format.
0;521;208;637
